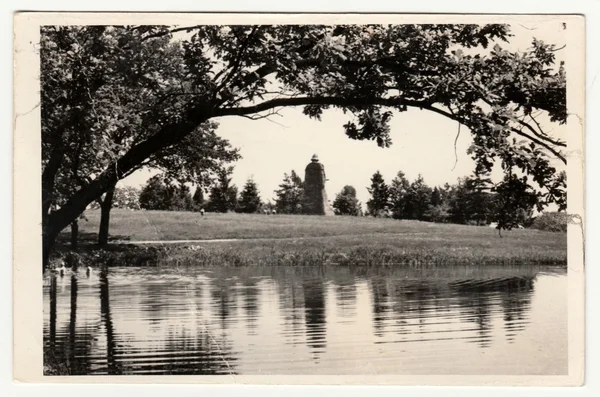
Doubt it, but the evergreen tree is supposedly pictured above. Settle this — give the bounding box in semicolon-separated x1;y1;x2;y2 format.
464;174;495;225
430;187;443;207
424;186;451;223
206;167;238;213
366;171;390;217
389;171;411;219
237;178;262;213
274;170;304;214
333;185;361;216
406;174;432;220
446;174;495;225
424;202;451;223
446;179;468;224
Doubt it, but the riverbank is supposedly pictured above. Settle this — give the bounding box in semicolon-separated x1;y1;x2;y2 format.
51;210;567;268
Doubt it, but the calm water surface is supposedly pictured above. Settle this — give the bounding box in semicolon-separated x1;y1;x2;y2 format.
43;265;567;375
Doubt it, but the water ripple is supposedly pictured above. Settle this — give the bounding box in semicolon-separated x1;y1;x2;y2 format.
43;265;567;375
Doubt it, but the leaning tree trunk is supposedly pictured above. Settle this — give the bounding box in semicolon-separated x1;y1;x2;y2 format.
98;185;116;246
70;220;79;249
42;107;211;272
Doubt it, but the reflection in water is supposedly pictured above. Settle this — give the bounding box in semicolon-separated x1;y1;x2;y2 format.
49;275;56;349
498;278;534;342
99;270;119;375
302;278;327;360
370;277;390;337
240;279;260;334
44;265;567;375
68;275;78;369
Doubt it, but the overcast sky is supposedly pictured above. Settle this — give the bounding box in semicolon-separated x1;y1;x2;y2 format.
121;22;567;206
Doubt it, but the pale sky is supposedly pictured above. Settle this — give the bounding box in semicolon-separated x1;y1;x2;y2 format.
121;22;567;206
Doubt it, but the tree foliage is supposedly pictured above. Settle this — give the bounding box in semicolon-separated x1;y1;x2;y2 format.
333;185;361;216
90;186;141;210
424;202;452;223
138;174;194;211
237;178;262;213
41;24;569;268
192;187;205;210
366;171;390;216
206;167;238;213
274;170;305;214
491;174;537;233
405;175;433;220
389;171;411;219
112;186;142;210
531;211;570;232
139;175;170;210
446;175;495;225
369;170;541;229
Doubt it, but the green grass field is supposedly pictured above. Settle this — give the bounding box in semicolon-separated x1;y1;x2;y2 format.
57;209;567;267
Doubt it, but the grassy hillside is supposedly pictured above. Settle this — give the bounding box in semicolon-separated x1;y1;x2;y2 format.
57;209;567;266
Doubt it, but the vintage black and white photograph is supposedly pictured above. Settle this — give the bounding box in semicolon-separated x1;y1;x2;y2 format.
13;13;585;385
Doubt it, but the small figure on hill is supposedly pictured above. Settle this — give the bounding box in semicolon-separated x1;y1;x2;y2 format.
200;208;205;216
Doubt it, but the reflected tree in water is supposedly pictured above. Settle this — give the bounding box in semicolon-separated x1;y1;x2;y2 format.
332;272;358;319
210;277;238;331
399;281;440;332
150;325;237;375
302;278;327;361
498;277;535;342
140;281;171;328
449;277;535;348
100;270;121;375
240;278;260;334
49;275;57;349
450;279;494;348
277;279;305;347
67;274;78;369
44;273;96;375
43;266;548;375
369;277;390;337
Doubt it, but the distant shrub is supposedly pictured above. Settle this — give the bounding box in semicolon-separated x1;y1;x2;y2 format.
531;212;570;232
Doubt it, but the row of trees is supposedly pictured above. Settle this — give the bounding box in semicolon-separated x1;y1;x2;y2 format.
99;166;560;234
41;24;568;270
272;170;363;216
365;170;557;231
132;167;362;216
136;167;263;214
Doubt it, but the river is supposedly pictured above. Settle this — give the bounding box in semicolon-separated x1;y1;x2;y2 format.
43;265;567;375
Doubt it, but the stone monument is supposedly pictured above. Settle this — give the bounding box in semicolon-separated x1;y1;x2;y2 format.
303;154;335;216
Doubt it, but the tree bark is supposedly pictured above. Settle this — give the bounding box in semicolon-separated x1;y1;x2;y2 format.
98;185;116;246
42;108;211;269
70;220;79;249
42;146;64;220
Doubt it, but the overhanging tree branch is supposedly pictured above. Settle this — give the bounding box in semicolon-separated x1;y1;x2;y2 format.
420;103;567;164
215;95;422;117
216;95;566;164
514;118;566;148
